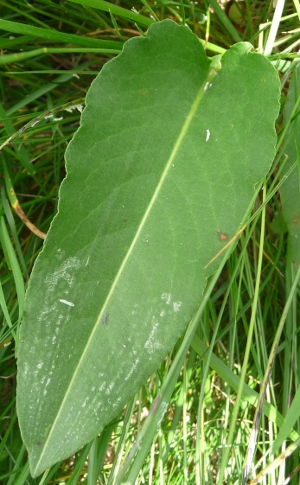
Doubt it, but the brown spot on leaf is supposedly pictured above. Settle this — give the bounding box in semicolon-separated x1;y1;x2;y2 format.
217;230;229;242
293;214;298;226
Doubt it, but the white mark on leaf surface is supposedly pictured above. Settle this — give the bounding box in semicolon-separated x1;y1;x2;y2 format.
59;299;74;307
161;293;171;305
46;256;81;292
82;397;90;408
112;397;121;409
161;293;182;313
125;358;140;381
173;301;182;312
105;382;115;395
144;322;163;354
206;129;210;142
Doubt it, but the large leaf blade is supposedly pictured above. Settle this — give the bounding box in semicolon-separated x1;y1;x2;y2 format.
17;19;280;477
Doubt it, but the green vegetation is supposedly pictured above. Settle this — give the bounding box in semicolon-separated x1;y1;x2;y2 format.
1;1;300;484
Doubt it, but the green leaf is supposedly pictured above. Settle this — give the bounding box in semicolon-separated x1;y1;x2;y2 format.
17;19;280;477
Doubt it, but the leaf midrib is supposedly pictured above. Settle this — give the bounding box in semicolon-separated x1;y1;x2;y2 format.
33;59;221;475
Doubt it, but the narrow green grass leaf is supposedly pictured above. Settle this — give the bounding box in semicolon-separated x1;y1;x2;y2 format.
191;335;299;442
248;436;300;484
0;19;123;50
5;72;85;116
0;35;35;49
17;20;280;477
0;104;34;175
0;48;120;67
243;264;300;482
0;215;25;328
271;381;300;454
1;187;28;278
68;0;154;27
207;0;242;43
0;280;14;338
281;64;300;263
